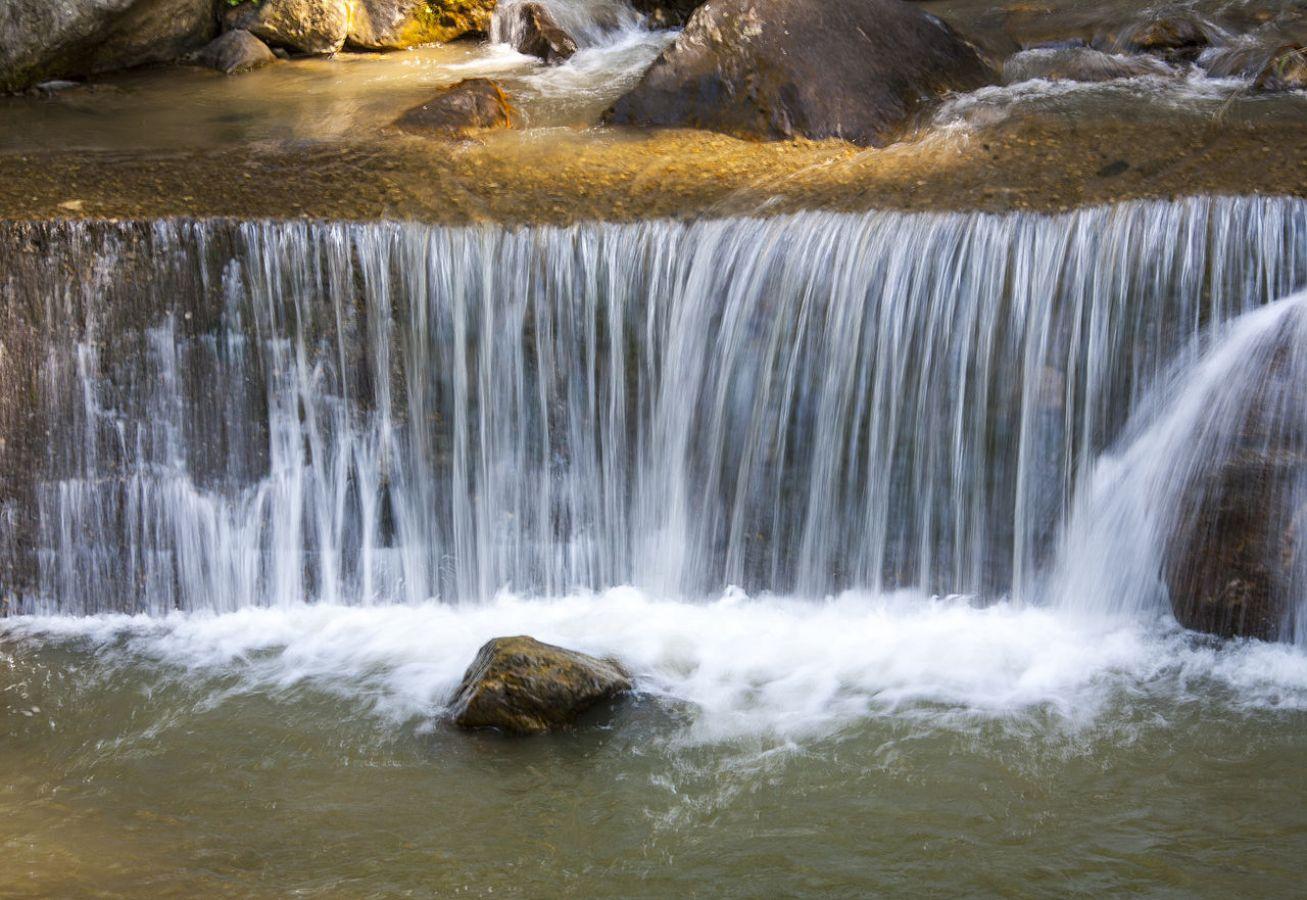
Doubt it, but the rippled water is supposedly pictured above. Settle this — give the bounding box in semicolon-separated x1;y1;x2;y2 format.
3;593;1306;896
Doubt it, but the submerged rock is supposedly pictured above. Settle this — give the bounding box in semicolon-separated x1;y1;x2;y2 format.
513;3;579;64
450;636;633;734
347;0;495;51
394;78;516;135
195;30;278;75
1003;47;1174;84
605;0;995;147
224;0;351;55
1114;16;1210;62
0;0;215;92
1256;46;1307;92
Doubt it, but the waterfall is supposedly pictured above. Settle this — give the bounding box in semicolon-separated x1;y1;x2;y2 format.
489;0;647;50
2;197;1306;617
1053;291;1307;642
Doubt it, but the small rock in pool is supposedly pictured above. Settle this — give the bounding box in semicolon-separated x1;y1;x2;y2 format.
449;636;633;735
195;30;278;75
394;79;516;137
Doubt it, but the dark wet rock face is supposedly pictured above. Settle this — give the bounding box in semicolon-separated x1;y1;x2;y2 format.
450;636;633;734
394;78;516;135
0;0;215;92
1003;47;1174;84
606;0;995;147
514;3;578;64
195;30;278;75
629;0;704;29
1165;338;1307;642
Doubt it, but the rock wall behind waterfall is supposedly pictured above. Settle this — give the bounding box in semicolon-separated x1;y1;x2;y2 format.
1;198;1306;615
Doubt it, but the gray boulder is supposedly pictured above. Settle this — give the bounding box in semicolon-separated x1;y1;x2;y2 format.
605;0;995;147
449;636;633;734
1;0;215;92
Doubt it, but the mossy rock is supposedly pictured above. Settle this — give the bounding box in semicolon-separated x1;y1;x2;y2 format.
449;636;633;734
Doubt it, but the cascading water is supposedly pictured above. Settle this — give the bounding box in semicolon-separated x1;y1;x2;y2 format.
3;196;1307;621
1053;291;1307;643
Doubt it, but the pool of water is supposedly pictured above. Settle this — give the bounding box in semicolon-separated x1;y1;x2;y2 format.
3;591;1305;896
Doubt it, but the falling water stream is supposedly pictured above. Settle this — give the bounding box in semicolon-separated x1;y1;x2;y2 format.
2;197;1307;895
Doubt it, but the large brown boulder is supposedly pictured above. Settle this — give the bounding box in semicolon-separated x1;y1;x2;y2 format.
224;0;352;55
0;0;215;92
449;636;633;734
605;0;995;147
394;78;516;136
1165;339;1307;641
347;0;495;51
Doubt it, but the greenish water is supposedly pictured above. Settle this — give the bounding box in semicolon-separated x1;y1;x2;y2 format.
2;596;1305;897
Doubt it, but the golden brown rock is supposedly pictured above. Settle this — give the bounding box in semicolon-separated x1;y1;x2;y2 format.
450;636;632;734
394;78;516;136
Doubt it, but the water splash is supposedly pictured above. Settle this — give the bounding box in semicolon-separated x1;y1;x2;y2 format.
1053;292;1307;641
1;197;1306;616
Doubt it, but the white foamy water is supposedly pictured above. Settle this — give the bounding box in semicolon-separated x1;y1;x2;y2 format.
7;592;1307;743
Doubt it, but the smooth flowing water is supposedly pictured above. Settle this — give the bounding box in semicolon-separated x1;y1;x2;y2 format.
3;197;1307;895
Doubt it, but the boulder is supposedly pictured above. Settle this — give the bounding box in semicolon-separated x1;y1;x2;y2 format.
513;3;578;64
605;0;995;147
0;0;215;92
224;0;351;55
195;30;278;75
347;0;495;51
449;636;633;734
629;0;704;29
1165;339;1307;641
1003;47;1174;84
394;78;516;135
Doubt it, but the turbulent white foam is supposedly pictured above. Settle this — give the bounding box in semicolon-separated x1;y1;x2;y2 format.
7;590;1307;743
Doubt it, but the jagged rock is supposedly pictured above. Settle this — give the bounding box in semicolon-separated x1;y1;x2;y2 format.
347;0;495;51
1004;47;1174;84
0;0;215;92
224;0;351;55
605;0;995;147
450;636;632;734
195;30;278;75
394;78;516;135
1115;16;1210;62
629;0;703;28
514;3;578;64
